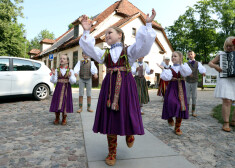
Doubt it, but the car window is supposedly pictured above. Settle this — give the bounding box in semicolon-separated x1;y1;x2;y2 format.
13;59;35;71
34;62;41;70
0;58;10;71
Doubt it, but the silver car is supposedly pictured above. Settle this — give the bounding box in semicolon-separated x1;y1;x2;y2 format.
0;56;54;100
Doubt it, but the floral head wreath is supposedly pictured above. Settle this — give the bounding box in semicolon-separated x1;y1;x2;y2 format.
233;38;235;46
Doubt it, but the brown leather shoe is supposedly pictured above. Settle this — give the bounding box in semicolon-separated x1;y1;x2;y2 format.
105;155;116;166
61;114;67;125
175;128;183;135
77;108;83;113
192;113;197;117
87;108;93;112
126;135;135;148
53;113;60;125
222;122;231;132
168;118;174;126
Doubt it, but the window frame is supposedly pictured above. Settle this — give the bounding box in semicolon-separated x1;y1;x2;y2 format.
0;58;10;72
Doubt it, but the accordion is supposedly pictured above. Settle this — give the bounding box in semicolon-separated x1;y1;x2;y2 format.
219;51;235;78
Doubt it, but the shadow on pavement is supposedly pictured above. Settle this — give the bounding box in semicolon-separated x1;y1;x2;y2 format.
0;95;43;104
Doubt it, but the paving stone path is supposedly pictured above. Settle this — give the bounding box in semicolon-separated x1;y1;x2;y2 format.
0;89;234;168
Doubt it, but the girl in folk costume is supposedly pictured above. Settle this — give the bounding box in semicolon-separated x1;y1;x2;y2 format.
50;54;76;125
131;57;154;115
161;51;192;135
208;36;235;132
79;9;157;166
157;56;171;98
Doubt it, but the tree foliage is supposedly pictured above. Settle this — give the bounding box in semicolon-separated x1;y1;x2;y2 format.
0;0;26;57
28;29;55;52
166;0;234;63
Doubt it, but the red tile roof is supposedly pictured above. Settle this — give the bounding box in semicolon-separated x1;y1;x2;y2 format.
28;49;40;55
95;13;166;52
54;0;173;52
40;38;56;44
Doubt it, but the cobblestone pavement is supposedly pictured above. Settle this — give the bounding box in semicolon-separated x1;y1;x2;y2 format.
0;96;87;168
143;89;235;168
0;89;234;168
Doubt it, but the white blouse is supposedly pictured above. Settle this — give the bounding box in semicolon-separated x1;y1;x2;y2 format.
160;63;192;81
50;68;76;84
79;23;157;66
73;60;98;75
131;62;151;75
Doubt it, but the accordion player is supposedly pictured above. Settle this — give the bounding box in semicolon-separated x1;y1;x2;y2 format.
219;51;235;78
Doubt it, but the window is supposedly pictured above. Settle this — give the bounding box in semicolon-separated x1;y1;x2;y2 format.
33;62;41;70
44;60;47;65
13;59;35;71
132;28;136;36
74;25;79;38
53;57;57;68
73;51;78;68
0;59;10;71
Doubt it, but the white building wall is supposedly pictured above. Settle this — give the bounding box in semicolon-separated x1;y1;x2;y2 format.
92;13;123;37
121;17;171;85
41;43;52;52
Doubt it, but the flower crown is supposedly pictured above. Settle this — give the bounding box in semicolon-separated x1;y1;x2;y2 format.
233;38;235;46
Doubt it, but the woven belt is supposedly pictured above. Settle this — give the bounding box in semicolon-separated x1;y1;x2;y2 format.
106;67;130;111
58;79;69;83
171;77;186;111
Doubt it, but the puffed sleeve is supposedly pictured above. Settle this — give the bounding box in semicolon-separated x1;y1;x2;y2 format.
131;62;137;75
50;70;58;83
69;69;77;84
145;63;151;75
160;69;173;81
127;23;157;66
179;63;192;77
73;61;80;75
198;62;206;74
79;31;106;64
91;61;98;75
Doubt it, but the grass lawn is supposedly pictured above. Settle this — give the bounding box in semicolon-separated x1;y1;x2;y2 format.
212;104;235;130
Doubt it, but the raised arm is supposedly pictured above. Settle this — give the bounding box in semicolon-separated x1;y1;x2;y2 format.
50;69;58;83
127;9;157;66
79;15;105;64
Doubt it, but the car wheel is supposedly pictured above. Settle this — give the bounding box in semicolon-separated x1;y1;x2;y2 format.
33;84;49;100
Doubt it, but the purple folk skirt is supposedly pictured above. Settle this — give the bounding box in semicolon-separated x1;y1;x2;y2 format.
162;80;189;119
50;82;73;113
93;71;145;136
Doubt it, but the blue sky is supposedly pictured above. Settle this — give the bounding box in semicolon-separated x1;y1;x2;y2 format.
18;0;199;41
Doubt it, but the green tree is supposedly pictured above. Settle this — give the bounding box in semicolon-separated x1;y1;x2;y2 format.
68;23;74;30
0;0;26;57
166;0;219;63
210;0;235;50
28;29;55;51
